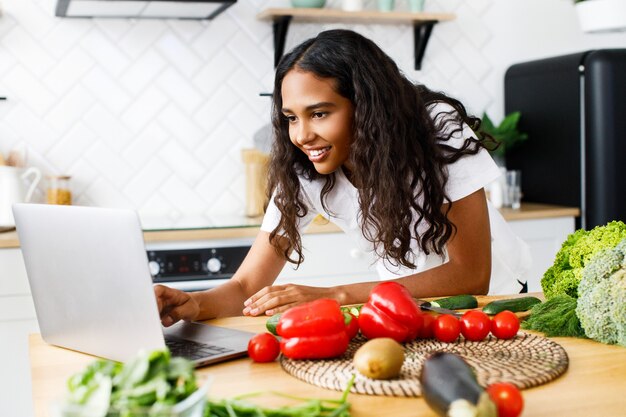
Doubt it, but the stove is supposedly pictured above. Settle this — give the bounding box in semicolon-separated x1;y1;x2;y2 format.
140;214;259;292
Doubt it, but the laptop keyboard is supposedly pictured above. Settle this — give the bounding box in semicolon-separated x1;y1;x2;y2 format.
165;338;235;361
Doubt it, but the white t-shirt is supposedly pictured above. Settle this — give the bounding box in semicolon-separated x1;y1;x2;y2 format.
261;103;531;294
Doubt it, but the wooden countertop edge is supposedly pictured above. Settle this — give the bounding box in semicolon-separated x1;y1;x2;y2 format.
0;203;580;249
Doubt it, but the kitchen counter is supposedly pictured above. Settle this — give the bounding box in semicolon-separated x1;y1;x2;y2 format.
0;203;579;249
28;294;625;417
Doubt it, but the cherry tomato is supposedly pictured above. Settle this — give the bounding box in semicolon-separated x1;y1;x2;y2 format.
491;310;520;340
344;312;359;339
417;313;437;339
460;310;491;341
487;382;524;417
247;333;280;363
433;314;461;343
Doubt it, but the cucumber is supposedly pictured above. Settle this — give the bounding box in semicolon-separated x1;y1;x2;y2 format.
265;313;282;336
430;295;478;310
482;296;542;315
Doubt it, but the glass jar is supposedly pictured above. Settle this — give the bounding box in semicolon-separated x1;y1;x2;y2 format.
46;175;72;205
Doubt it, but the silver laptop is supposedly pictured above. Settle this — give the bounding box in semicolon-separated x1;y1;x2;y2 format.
13;203;253;367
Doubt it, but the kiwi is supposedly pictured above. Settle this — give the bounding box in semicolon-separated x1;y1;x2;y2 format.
353;338;405;380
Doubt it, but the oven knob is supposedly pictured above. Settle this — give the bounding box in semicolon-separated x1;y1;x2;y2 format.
148;261;160;276
207;257;222;273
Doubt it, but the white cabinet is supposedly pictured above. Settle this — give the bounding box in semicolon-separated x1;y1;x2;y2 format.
275;232;379;287
508;216;575;292
0;248;38;417
277;216;575;293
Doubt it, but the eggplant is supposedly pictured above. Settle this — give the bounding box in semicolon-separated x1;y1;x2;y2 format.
420;352;497;417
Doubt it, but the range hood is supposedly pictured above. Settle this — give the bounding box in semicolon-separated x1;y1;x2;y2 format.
55;0;236;19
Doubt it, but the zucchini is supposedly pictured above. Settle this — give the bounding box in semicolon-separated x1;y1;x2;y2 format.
420;352;497;417
482;296;542;315
265;313;282;336
431;295;478;310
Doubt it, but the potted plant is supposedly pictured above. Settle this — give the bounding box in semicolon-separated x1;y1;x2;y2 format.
479;111;528;168
574;0;626;33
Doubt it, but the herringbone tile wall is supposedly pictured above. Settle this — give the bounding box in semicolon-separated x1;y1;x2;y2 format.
0;0;624;225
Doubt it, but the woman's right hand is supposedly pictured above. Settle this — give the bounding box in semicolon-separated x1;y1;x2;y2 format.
154;284;200;327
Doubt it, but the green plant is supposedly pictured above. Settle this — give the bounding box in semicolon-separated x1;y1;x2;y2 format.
480;112;528;158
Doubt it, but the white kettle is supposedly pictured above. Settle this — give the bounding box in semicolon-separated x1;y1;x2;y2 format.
0;165;42;226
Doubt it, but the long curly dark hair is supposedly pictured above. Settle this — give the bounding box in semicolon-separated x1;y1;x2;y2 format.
268;29;492;269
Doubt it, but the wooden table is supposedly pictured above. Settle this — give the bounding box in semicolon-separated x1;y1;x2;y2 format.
30;296;625;417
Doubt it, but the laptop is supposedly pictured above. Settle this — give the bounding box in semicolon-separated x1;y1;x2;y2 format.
13;203;254;367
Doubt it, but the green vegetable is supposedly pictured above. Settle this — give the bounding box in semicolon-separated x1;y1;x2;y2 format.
64;349;198;415
541;221;626;299
482;296;541;315
430;295;478;310
266;313;282;336
205;375;355;417
521;294;586;337
575;238;626;346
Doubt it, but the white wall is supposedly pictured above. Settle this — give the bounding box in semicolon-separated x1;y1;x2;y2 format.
0;0;624;223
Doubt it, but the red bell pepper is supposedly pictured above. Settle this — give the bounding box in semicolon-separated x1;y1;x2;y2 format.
358;281;423;343
276;299;349;359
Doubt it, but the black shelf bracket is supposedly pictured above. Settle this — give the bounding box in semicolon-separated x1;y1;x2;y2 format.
413;21;435;71
272;15;293;68
269;15;440;70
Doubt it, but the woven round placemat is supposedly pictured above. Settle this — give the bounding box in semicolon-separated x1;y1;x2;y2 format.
280;332;569;397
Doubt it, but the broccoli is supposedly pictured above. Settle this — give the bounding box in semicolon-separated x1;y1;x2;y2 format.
575;238;626;346
541;220;626;299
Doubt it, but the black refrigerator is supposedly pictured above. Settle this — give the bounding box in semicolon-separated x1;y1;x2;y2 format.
504;49;626;229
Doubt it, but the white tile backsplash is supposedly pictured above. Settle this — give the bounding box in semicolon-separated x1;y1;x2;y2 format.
119;49;167;95
155;67;204;114
4;64;57;115
82;103;133;151
0;0;624;225
82;66;132;114
80;28;131;77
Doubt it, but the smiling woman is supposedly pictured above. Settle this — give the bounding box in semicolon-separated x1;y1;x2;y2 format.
154;29;531;324
281;70;354;175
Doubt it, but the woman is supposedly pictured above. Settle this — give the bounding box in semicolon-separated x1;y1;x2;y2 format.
155;29;530;325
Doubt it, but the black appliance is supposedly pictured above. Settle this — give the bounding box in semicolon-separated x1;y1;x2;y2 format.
504;49;626;229
146;240;253;292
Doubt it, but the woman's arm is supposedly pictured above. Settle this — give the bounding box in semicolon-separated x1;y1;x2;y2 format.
243;188;492;315
155;230;289;324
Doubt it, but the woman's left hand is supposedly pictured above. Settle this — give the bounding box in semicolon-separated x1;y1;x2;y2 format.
242;284;336;316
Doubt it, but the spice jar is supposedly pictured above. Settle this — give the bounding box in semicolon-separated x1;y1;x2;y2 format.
46;175;72;205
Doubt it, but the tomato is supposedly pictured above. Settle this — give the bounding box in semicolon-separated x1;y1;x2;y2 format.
491;311;520;340
344;312;359;339
417;313;437;339
460;310;491;341
247;333;280;363
487;382;524;417
433;314;461;343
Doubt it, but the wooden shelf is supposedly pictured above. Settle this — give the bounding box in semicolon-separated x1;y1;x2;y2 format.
256;8;455;70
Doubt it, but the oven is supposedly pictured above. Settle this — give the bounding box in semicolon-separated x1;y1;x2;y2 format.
145;237;255;292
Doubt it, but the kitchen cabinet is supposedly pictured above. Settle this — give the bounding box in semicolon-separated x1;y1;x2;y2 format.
0;249;38;417
256;8;455;70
